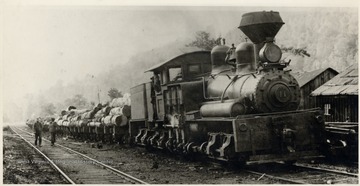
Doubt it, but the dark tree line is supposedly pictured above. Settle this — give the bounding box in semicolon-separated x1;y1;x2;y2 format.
281;46;311;57
186;31;221;51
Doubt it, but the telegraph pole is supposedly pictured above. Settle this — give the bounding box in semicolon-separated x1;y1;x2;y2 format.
97;86;101;104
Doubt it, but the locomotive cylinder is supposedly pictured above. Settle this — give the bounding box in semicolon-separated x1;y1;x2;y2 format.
210;45;233;74
235;42;255;73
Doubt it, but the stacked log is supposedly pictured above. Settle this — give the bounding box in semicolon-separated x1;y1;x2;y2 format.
101;106;112;116
79;120;88;127
55;94;132;129
71;109;88;115
109;93;131;108
94;109;105;122
88;121;101;127
109;105;131;117
103;103;131;126
70;115;81;126
102;115;127;127
90;104;103;119
61;110;67;116
55;116;66;126
62;120;70;127
102;116;110;125
112;115;128;127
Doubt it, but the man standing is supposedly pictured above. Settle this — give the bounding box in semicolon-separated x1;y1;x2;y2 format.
34;118;43;147
49;118;57;146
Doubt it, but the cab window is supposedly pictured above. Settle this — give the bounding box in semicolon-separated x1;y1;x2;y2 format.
188;64;201;75
169;67;182;81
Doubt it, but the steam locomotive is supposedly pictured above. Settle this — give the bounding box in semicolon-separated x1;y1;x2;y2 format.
129;11;326;164
46;11;326;165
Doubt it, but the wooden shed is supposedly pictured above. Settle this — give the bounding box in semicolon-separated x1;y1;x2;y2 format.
311;64;358;122
292;68;338;109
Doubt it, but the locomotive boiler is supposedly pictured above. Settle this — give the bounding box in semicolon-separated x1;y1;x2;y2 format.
129;11;326;164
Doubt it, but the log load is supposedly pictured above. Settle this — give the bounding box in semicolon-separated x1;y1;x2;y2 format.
102;115;128;126
111;115;128;127
94;109;105;122
109;105;131;118
109;93;131;108
88;121;101;127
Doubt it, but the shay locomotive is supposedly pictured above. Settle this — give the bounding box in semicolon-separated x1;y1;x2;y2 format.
129;11;326;164
36;11;326;165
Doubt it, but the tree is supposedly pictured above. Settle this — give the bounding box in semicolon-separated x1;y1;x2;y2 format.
186;31;221;51
281;46;311;57
108;88;123;100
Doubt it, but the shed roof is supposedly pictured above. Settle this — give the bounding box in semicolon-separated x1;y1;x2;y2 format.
292;67;338;87
311;64;358;96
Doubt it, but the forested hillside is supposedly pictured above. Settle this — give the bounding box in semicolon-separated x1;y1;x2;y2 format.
225;9;358;72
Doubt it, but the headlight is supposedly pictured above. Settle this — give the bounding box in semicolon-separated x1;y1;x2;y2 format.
259;43;282;63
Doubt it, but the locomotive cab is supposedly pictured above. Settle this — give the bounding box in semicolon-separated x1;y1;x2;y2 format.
130;51;212;146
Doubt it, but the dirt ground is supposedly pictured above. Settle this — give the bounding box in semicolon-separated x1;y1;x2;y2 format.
52;138;274;184
50;132;359;184
2;126;67;184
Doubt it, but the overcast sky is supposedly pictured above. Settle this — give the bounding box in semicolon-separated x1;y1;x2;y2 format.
1;0;358;107
2;6;234;102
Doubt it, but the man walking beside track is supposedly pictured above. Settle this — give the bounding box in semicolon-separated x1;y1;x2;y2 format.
49;118;58;146
33;118;43;147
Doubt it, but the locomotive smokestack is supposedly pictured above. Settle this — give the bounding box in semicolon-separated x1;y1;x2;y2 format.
238;11;284;69
238;11;284;44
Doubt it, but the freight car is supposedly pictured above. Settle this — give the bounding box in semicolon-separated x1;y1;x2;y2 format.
129;11;326;164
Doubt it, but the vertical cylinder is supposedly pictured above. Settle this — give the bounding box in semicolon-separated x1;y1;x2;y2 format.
235;42;256;73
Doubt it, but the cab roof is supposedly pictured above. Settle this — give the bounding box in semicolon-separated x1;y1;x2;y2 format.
145;51;210;73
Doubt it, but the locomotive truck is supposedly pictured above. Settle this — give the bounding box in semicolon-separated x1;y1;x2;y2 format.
129;11;326;164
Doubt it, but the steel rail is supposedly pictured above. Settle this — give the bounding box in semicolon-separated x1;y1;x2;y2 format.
10;126;76;184
292;163;358;177
243;169;306;184
246;162;359;184
15;126;149;184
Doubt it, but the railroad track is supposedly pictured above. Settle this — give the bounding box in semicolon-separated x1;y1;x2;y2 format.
18;125;358;184
244;162;358;184
10;126;149;184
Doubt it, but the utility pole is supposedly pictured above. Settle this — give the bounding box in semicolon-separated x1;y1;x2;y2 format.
97;86;101;104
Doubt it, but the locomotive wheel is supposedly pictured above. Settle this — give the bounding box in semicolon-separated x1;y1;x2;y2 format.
176;143;185;154
165;140;174;152
185;142;195;154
